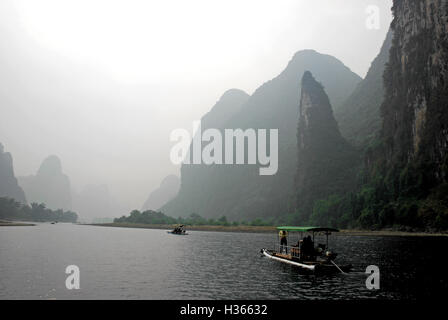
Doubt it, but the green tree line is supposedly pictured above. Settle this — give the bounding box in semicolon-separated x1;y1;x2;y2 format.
0;197;78;223
114;210;275;227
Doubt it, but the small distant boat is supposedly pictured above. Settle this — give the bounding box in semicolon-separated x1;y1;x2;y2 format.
167;230;188;235
167;224;188;235
261;226;352;274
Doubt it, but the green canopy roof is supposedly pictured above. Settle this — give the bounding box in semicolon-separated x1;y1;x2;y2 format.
276;226;339;232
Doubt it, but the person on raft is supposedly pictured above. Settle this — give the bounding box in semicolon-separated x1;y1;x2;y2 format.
279;230;288;253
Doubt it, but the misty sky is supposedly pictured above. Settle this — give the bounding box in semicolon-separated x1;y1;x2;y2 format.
0;0;392;210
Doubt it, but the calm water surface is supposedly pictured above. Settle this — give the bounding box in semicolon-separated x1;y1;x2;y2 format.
0;223;446;299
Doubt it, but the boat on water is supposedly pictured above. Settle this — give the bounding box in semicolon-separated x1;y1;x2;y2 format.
167;224;188;235
167;230;189;235
261;226;352;274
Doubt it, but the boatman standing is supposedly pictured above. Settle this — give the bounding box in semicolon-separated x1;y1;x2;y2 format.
279;230;288;253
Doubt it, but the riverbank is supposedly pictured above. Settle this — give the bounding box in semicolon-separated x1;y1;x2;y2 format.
86;223;276;233
85;222;448;236
0;220;35;226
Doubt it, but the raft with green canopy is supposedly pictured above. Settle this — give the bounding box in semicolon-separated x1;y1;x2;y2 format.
260;226;352;274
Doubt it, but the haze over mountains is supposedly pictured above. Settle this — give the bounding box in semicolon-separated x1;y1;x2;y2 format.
160;0;448;231
162;50;362;221
142;175;180;211
0;0;393;213
3;1;446;230
18;155;71;211
71;184;129;222
335;30;393;146
13;154;128;221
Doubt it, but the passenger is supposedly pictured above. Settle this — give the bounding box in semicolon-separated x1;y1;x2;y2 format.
306;235;314;257
279;230;288;254
307;235;313;247
302;236;308;255
301;235;313;257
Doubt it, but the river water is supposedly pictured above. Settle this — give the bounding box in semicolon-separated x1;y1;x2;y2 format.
0;223;446;299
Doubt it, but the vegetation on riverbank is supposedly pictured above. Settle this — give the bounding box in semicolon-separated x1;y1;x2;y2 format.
113;209;448;234
89;222;448;237
90;222;276;233
114;210;274;227
0;197;78;223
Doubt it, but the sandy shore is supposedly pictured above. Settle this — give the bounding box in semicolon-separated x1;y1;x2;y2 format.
85;222;448;237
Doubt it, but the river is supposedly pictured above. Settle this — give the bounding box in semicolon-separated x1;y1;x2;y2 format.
0;223;446;299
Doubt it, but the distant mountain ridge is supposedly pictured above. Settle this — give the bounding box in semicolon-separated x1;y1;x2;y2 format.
201;89;250;129
335;30;393;147
18;155;71;210
162;50;362;221
142;175;180;211
294;71;359;225
0;143;27;204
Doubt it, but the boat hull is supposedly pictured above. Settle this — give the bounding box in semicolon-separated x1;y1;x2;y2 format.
167;231;189;235
261;248;351;274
